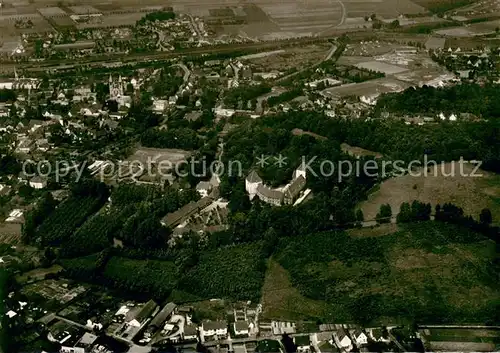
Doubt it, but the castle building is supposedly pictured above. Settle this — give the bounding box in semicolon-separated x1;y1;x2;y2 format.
245;164;307;206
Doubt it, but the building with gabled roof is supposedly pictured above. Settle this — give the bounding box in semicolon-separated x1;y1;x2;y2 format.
335;328;352;351
201;320;228;340
147;302;176;333
351;328;368;346
245;164;307;206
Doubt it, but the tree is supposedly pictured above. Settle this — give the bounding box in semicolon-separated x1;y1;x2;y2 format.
355;209;364;222
397;202;411;223
480;208;493;225
376;204;392;224
263;227;279;257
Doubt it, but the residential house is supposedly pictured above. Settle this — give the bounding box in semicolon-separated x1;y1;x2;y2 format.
17;138;33;154
183;324;198;341
335;328;352;351
126;300;158;328
196;181;213;198
28;119;44;133
201;320;228;340
184;111;202;122
29;176;47;189
168;95;178;105
0;184;11;196
351;329;368;346
153;99;168;112
294;335;311;353
370;328;390;343
36;138;50;152
317;341;339;353
233;321;249;337
61;332;98;353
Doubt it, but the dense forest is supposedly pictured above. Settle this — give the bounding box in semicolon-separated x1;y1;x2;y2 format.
375;83;500;118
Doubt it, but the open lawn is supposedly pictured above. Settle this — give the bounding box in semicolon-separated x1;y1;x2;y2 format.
260;258;330;321
359;163;500;224
274;221;500;324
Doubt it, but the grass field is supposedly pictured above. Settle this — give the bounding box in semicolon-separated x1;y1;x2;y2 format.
260;258;330;321
419;327;500;351
359;163;500;224
273;221;500;324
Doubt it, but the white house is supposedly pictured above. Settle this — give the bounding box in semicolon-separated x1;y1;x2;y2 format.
201;320;227;340
335;328;352;351
214;106;236;118
360;93;380;105
233;321;249;337
29;176;47;189
351;329;368;346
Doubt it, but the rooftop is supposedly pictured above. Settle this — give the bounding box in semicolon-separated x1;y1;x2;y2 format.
203;320;227;331
246;170;262;183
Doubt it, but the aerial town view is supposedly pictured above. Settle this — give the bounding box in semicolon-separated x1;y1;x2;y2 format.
0;0;500;352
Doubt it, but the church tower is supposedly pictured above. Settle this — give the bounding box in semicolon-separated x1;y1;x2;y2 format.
109;75;124;100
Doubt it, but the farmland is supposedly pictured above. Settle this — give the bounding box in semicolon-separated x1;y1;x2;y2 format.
37;195;106;246
0;0;429;42
179;242;267;302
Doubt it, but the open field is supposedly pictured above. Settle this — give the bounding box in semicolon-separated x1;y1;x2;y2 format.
347;223;400;238
341;143;383;158
243;43;332;72
321;77;410;98
275;221;500;324
126;147;193;165
354;61;408;74
419;327;500;351
260;258;330;321
0;0;426;39
358;163;500;223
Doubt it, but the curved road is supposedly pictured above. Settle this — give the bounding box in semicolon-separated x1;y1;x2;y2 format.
316;0;347;37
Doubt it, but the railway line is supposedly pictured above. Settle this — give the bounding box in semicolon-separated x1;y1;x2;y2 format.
4;36;332;73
